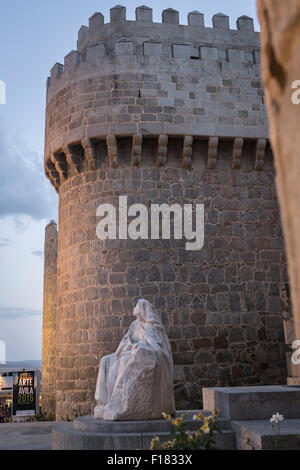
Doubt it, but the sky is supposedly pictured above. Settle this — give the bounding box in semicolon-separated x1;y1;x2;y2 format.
0;0;260;361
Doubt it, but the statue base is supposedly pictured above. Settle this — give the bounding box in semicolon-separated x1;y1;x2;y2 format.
52;412;235;450
288;377;300;386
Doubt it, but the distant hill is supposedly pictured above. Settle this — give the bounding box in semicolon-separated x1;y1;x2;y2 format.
0;360;42;372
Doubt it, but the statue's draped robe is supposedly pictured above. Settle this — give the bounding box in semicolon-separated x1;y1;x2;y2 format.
95;303;175;421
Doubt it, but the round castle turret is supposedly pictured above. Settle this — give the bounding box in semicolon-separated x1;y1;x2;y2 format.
43;6;288;420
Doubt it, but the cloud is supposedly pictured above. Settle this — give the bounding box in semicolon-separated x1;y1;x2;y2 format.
0;306;41;320
0;118;57;221
0;237;13;247
32;250;44;258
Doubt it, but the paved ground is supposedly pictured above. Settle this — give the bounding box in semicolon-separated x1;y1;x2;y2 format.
0;422;56;450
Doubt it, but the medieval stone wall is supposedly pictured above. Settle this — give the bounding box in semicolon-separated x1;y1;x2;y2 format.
41;221;57;417
43;6;288;419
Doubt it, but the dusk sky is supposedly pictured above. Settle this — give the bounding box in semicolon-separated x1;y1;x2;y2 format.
0;0;260;361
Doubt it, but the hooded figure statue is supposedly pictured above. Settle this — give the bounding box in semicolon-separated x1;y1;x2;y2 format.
94;299;175;421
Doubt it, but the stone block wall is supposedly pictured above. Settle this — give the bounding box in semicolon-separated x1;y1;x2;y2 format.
51;139;287;419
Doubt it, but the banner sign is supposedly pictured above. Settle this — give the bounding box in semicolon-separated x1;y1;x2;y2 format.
12;371;40;416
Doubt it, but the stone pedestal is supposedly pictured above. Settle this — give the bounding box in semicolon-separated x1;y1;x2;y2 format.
203;385;300;449
287;377;300;386
231;419;300;450
52;412;235;450
203;385;300;420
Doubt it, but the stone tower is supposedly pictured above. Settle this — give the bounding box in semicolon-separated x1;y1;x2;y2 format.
42;220;58;417
43;6;288;420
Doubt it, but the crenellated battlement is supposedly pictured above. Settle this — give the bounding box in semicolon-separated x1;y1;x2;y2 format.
44;6;268;192
47;6;260;91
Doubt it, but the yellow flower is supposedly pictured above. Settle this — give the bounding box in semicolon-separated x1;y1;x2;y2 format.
150;436;160;450
193;413;204;421
162;412;172;421
172;417;184;427
201;422;210;434
161;441;173;450
203;416;211;425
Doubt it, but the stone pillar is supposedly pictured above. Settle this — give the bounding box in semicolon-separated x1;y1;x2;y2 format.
41;220;58;417
258;0;300;383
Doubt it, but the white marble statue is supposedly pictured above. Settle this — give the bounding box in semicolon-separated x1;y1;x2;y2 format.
94;299;175;421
